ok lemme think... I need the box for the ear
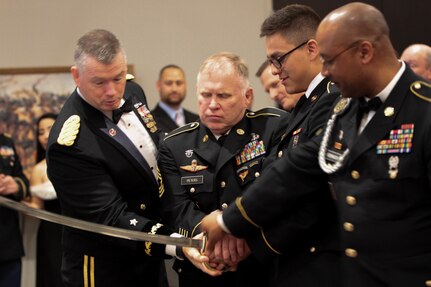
[156,80,162,92]
[358,41,374,64]
[245,87,254,109]
[70,66,80,86]
[306,39,320,60]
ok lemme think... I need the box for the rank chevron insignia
[57,115,80,146]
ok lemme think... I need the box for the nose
[209,97,220,109]
[269,89,277,101]
[104,82,116,95]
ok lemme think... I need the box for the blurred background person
[256,60,304,111]
[0,132,29,287]
[151,65,198,134]
[400,43,431,82]
[23,113,63,287]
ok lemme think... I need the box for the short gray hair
[74,29,126,69]
[197,52,250,91]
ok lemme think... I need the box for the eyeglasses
[267,40,309,70]
[320,40,362,67]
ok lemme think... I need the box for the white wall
[0,0,275,112]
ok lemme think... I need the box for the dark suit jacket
[158,107,287,287]
[47,82,171,287]
[0,134,29,262]
[151,103,199,134]
[224,67,431,287]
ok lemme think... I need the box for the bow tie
[112,98,133,124]
[358,97,382,113]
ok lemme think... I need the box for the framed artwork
[0,65,134,178]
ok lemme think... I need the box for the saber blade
[0,196,203,249]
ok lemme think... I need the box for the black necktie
[112,98,133,124]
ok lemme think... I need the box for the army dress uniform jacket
[0,134,29,262]
[46,82,171,287]
[223,67,431,287]
[321,66,431,286]
[151,103,199,134]
[158,107,287,287]
[241,77,340,286]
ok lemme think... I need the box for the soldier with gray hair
[46,29,210,287]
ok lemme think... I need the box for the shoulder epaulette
[246,107,286,118]
[411,81,431,103]
[164,122,200,141]
[126,73,135,81]
[57,115,80,146]
[326,81,338,94]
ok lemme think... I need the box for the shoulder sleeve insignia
[246,107,286,118]
[57,115,80,146]
[164,122,200,141]
[410,81,431,103]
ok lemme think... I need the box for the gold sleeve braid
[156,166,165,198]
[144,223,163,256]
[235,197,260,228]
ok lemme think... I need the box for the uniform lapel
[348,71,411,165]
[75,94,158,187]
[193,126,221,167]
[215,117,250,172]
[282,78,330,145]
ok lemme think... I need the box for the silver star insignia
[129,219,138,226]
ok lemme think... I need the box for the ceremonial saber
[0,196,204,249]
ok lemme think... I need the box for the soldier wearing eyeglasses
[202,2,431,287]
[214,4,340,286]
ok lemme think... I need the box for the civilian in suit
[400,43,431,82]
[46,29,211,287]
[255,60,304,112]
[0,134,29,287]
[152,65,198,134]
[202,2,431,287]
[158,52,287,287]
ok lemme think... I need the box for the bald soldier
[202,2,431,287]
[401,43,431,82]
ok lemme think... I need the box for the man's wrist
[217,213,231,234]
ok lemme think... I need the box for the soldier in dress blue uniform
[202,2,431,287]
[0,133,29,287]
[158,52,287,287]
[210,5,341,287]
[46,29,209,287]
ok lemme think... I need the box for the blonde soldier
[158,52,287,287]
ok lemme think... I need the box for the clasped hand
[183,210,251,276]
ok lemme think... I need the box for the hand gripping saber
[0,195,204,249]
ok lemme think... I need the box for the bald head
[318,2,389,49]
[401,44,431,82]
[316,2,400,98]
